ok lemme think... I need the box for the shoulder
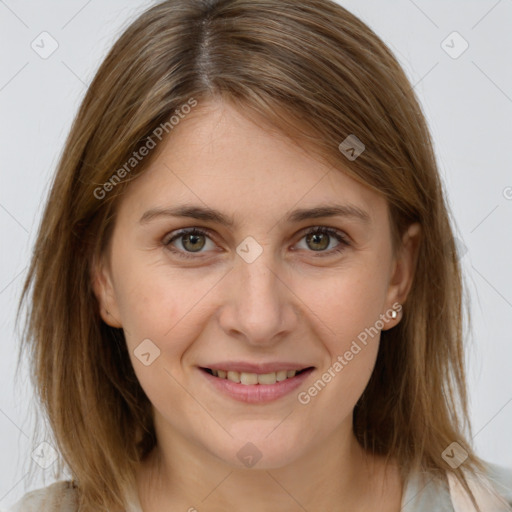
[4,481,78,512]
[478,462,512,506]
[445,462,512,511]
[402,462,512,511]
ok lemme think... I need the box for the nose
[216,245,298,347]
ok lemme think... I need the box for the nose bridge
[219,239,294,344]
[240,248,279,302]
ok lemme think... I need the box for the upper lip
[200,362,314,374]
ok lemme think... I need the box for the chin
[204,425,307,470]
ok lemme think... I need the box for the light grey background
[1,0,511,507]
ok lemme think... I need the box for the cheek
[112,260,211,411]
[299,256,391,355]
[291,264,389,425]
[111,248,222,359]
[291,255,391,416]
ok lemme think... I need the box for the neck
[136,416,401,511]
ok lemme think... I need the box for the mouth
[200,367,313,385]
[199,365,315,403]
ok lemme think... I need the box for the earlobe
[382,301,403,331]
[90,253,123,328]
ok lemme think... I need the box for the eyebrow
[139,203,371,226]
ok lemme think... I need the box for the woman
[11,0,512,510]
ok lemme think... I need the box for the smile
[199,366,315,403]
[202,367,310,385]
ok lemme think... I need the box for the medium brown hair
[17,0,484,510]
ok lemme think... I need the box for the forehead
[118,101,387,227]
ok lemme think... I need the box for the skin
[93,100,421,511]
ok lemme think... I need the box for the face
[93,100,420,470]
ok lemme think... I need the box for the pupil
[308,233,328,251]
[184,234,204,252]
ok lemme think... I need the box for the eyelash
[163,226,350,260]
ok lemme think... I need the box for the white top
[4,462,512,511]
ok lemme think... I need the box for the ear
[90,251,123,328]
[382,222,421,330]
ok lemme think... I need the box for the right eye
[163,227,217,259]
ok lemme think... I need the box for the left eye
[295,227,349,255]
[163,226,350,259]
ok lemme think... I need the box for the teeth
[240,372,259,385]
[210,368,305,385]
[257,372,277,385]
[276,370,288,381]
[227,371,240,383]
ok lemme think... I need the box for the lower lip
[199,367,315,404]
